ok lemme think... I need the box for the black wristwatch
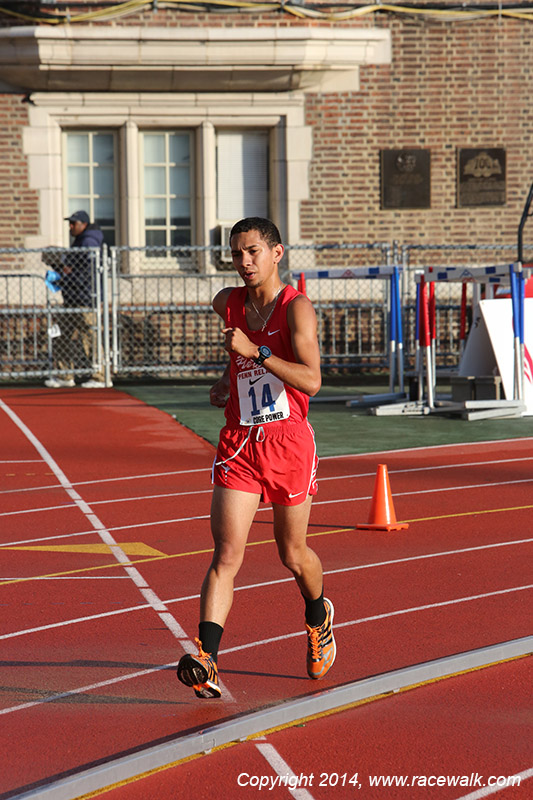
[254,345,272,366]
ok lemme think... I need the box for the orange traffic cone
[356,464,409,531]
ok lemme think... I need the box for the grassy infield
[122,377,533,458]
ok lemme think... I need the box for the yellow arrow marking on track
[2,543,165,557]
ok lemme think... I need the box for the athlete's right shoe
[177,638,221,699]
[306,598,336,680]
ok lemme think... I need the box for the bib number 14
[248,382,274,416]
[237,369,290,425]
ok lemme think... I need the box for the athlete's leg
[177,485,259,698]
[201,485,261,627]
[272,496,323,600]
[273,497,336,680]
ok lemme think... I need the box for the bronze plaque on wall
[457,148,506,207]
[380,149,431,209]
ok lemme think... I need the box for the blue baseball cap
[65,210,90,224]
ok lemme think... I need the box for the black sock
[303,591,326,627]
[198,621,224,662]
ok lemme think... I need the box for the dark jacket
[60,224,104,306]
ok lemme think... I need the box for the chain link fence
[0,246,105,384]
[0,241,527,383]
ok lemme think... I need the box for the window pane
[68,198,87,218]
[144,134,166,163]
[169,133,190,165]
[94,197,115,227]
[170,197,190,226]
[145,166,166,195]
[142,131,193,247]
[67,133,89,163]
[146,229,166,247]
[65,131,118,244]
[68,165,90,195]
[94,166,114,196]
[171,228,191,246]
[170,166,190,196]
[145,197,166,226]
[93,134,114,164]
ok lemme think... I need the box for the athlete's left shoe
[306,598,336,680]
[177,638,221,699]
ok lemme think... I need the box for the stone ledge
[0,25,391,92]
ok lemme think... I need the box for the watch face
[259,346,271,358]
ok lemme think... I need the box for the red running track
[0,388,531,799]
[99,656,533,800]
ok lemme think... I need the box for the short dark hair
[230,217,282,249]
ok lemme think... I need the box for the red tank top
[223,284,310,427]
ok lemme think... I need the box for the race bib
[237,367,290,426]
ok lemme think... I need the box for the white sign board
[459,298,533,415]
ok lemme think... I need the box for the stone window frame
[22,91,313,264]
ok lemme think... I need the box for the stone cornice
[0,25,391,92]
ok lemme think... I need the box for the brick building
[0,1,532,258]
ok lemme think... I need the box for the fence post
[100,245,112,387]
[110,246,119,374]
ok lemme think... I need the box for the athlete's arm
[210,364,230,407]
[209,288,233,407]
[212,287,232,319]
[223,294,321,397]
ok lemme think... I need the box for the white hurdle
[374,262,528,419]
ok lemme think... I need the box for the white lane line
[0,582,530,717]
[4,475,533,519]
[0,513,212,544]
[0,600,157,640]
[454,767,533,799]
[89,488,210,505]
[2,453,532,499]
[0,467,210,495]
[0,503,78,517]
[221,583,533,656]
[319,455,533,482]
[0,660,180,717]
[0,576,130,580]
[255,742,316,800]
[319,436,533,460]
[0,487,210,513]
[0,502,210,518]
[2,434,531,490]
[0,530,114,547]
[0,397,234,702]
[323,537,533,577]
[2,537,533,641]
[3,488,533,552]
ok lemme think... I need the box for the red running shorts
[212,419,318,506]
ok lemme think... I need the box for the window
[28,91,311,258]
[64,131,117,245]
[141,131,193,247]
[216,130,269,222]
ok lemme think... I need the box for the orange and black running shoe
[177,638,221,699]
[306,598,336,680]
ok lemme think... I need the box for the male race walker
[177,217,336,698]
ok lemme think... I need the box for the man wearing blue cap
[43,210,107,388]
